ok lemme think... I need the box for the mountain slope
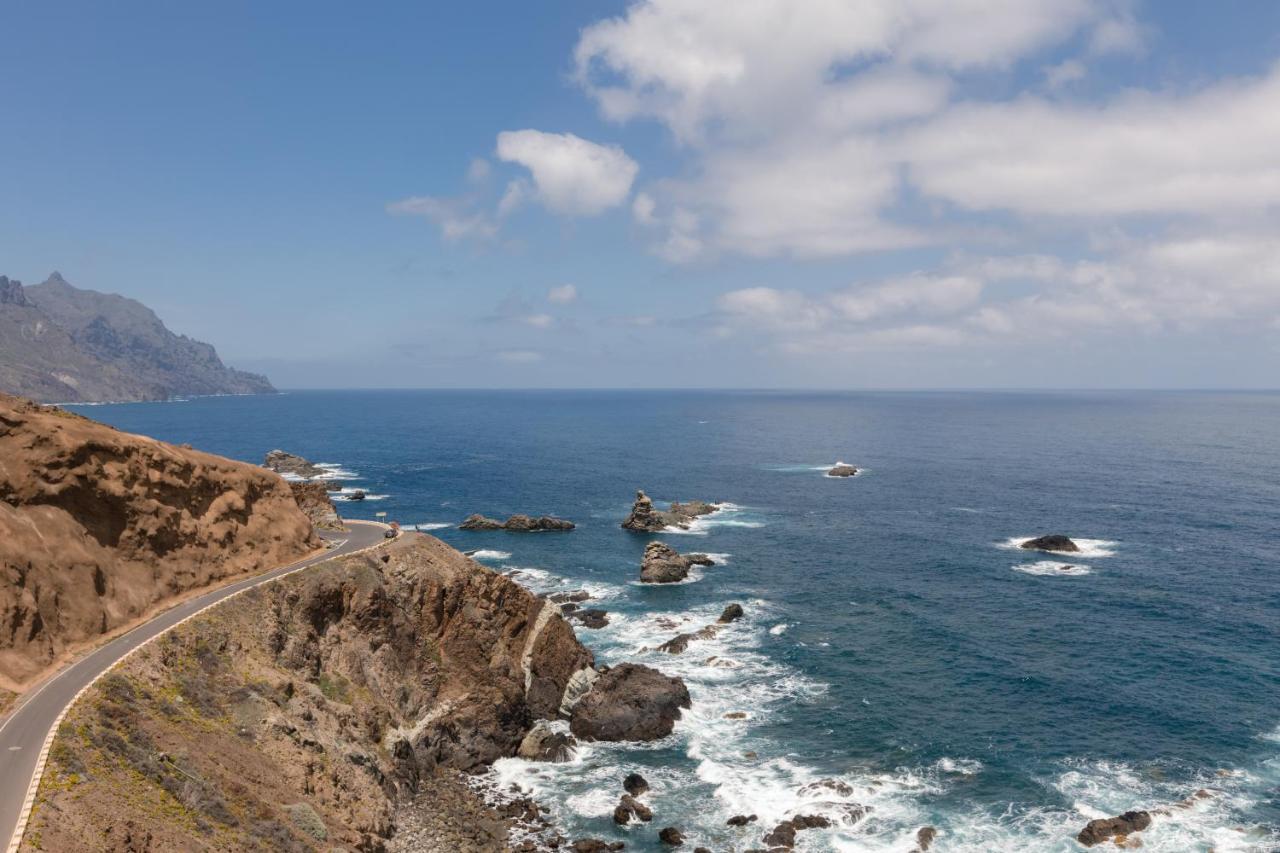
[0,272,273,403]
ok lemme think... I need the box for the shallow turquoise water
[74,390,1280,851]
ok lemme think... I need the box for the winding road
[0,519,388,853]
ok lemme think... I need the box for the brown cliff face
[288,481,344,531]
[22,533,595,852]
[0,394,318,688]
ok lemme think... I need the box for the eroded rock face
[569,663,691,742]
[289,481,344,531]
[459,513,575,531]
[263,449,327,479]
[1020,534,1080,553]
[622,490,719,532]
[641,541,713,583]
[1077,811,1152,847]
[0,395,318,687]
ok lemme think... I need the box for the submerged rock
[622,490,719,532]
[1076,811,1152,847]
[570,663,691,741]
[1019,534,1080,553]
[459,513,575,531]
[827,462,859,477]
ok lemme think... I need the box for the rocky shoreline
[621,490,720,532]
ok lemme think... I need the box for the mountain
[0,272,274,402]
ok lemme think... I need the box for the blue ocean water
[71,390,1280,851]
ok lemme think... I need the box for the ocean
[70,390,1280,851]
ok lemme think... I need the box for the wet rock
[1019,534,1080,553]
[549,590,592,604]
[915,825,938,851]
[612,794,653,825]
[798,779,853,798]
[827,462,859,477]
[1076,811,1152,847]
[568,609,610,629]
[657,633,695,654]
[726,814,757,826]
[658,826,685,846]
[623,773,650,797]
[762,815,832,848]
[724,711,747,720]
[570,663,691,741]
[517,721,577,762]
[459,513,575,531]
[570,840,625,852]
[718,603,744,623]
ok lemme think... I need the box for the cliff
[21,533,596,852]
[0,394,318,688]
[0,272,274,403]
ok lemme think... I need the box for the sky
[2,1,1279,389]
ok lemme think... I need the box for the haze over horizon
[4,1,1280,390]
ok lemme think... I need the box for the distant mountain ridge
[0,272,273,402]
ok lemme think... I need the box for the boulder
[658,827,685,846]
[568,609,610,629]
[517,721,577,762]
[1019,534,1080,553]
[641,542,711,583]
[726,814,757,826]
[624,773,650,797]
[612,795,653,825]
[827,462,859,477]
[915,825,938,851]
[718,603,744,624]
[1077,811,1151,847]
[460,513,575,531]
[570,663,691,741]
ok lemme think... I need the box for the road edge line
[4,521,392,853]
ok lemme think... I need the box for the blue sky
[3,1,1279,388]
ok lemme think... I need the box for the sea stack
[622,490,719,532]
[641,541,714,583]
[1019,534,1080,553]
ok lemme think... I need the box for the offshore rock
[264,448,328,479]
[459,513,575,531]
[1020,534,1080,553]
[622,490,719,532]
[641,541,713,583]
[570,663,691,742]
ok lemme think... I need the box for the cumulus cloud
[495,130,638,216]
[548,284,578,304]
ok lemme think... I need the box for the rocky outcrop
[622,490,719,532]
[657,603,744,654]
[612,794,653,825]
[0,272,274,403]
[459,513,575,531]
[289,481,344,531]
[658,826,685,845]
[641,541,714,583]
[1076,810,1152,847]
[567,608,610,629]
[915,825,938,851]
[1020,534,1080,553]
[762,814,832,848]
[264,448,328,479]
[569,663,691,741]
[518,721,577,762]
[21,532,596,851]
[827,462,859,477]
[0,395,318,688]
[624,772,650,797]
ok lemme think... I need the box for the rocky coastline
[621,490,719,532]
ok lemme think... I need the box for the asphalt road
[0,520,387,852]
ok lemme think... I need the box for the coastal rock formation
[622,490,719,532]
[568,608,610,629]
[0,395,317,688]
[1076,810,1152,847]
[657,604,744,654]
[21,532,596,851]
[0,272,273,403]
[264,448,328,479]
[827,462,859,477]
[569,663,691,741]
[719,603,745,623]
[915,825,938,851]
[641,541,714,583]
[612,794,653,825]
[762,814,833,848]
[624,772,650,796]
[1020,534,1080,553]
[459,513,575,531]
[658,826,685,845]
[289,481,344,531]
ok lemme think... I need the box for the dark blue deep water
[71,390,1280,851]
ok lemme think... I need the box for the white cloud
[495,130,638,216]
[522,313,555,329]
[386,195,496,242]
[632,192,657,225]
[1043,59,1086,89]
[548,284,578,304]
[905,63,1280,217]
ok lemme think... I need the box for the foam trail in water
[1013,561,1092,576]
[470,549,512,561]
